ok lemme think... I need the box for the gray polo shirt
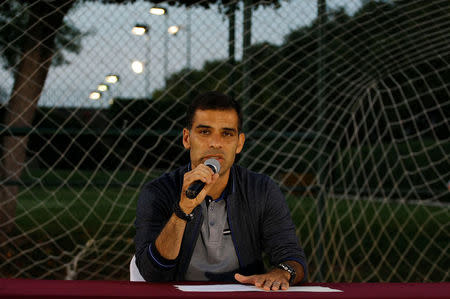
[185,194,239,281]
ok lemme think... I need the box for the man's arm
[234,176,307,290]
[154,214,189,260]
[135,164,219,281]
[154,164,218,259]
[134,181,180,282]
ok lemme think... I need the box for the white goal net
[0,0,448,282]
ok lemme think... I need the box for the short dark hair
[186,91,243,132]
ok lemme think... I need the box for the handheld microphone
[186,158,221,199]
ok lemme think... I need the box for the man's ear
[236,133,245,154]
[182,128,191,149]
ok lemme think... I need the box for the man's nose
[209,134,223,148]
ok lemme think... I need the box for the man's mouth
[203,155,224,162]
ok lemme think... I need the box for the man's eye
[199,130,210,135]
[223,131,234,137]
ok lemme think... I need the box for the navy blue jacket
[134,164,307,282]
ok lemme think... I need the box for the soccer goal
[0,0,448,282]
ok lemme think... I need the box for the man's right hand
[179,164,219,214]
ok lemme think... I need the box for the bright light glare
[150,7,166,15]
[97,84,108,92]
[132,26,147,36]
[168,25,180,35]
[89,91,101,100]
[131,60,144,74]
[105,75,119,84]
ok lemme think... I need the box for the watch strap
[173,201,194,222]
[277,263,296,285]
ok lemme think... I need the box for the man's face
[183,109,245,176]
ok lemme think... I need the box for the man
[135,91,307,290]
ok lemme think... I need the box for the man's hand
[179,164,219,214]
[234,268,291,291]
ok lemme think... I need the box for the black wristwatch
[173,201,194,222]
[277,263,296,285]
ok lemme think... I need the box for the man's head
[186,91,243,133]
[183,91,245,176]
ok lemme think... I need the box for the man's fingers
[263,280,273,291]
[234,273,255,284]
[235,273,265,288]
[236,274,279,291]
[236,267,294,291]
[203,173,219,190]
[234,273,250,283]
[254,277,265,288]
[182,164,218,193]
[183,168,213,187]
[181,165,219,205]
[271,281,281,291]
[236,273,290,292]
[194,173,219,200]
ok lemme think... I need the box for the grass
[2,165,448,281]
[19,167,163,187]
[288,196,448,282]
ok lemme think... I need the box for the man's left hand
[234,268,291,291]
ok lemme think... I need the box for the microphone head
[204,158,221,174]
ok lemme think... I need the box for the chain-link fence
[0,0,449,281]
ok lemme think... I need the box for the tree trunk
[0,1,74,237]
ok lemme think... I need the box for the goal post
[0,0,448,282]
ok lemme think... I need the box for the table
[1,279,449,298]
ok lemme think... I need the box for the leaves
[0,0,86,70]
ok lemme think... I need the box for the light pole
[150,6,168,80]
[131,24,150,98]
[167,21,192,70]
[186,7,191,70]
